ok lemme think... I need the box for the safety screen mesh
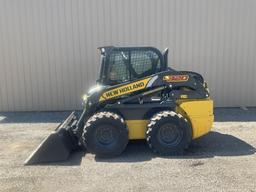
[108,51,130,83]
[107,49,161,84]
[130,50,160,75]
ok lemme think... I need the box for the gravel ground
[0,108,256,192]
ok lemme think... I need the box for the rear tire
[146,111,192,155]
[81,111,128,157]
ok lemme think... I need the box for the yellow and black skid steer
[25,46,214,165]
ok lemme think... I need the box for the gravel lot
[0,108,256,192]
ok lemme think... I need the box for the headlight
[203,81,210,95]
[82,94,88,106]
[82,94,88,101]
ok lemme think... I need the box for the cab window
[105,49,161,85]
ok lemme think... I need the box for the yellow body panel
[176,99,214,139]
[125,99,214,140]
[126,120,149,139]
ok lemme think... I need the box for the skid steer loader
[25,46,214,165]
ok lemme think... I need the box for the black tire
[146,111,192,155]
[81,111,128,157]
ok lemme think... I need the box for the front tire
[81,111,128,157]
[146,111,192,155]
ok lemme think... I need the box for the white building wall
[0,0,255,111]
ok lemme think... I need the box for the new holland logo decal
[99,77,151,101]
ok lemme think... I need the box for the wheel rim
[96,125,118,145]
[157,123,183,146]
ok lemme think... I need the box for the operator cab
[98,46,168,86]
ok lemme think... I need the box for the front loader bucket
[25,112,78,165]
